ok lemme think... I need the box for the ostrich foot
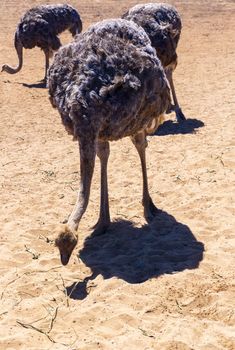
[175,107,186,122]
[92,219,110,236]
[38,77,47,86]
[55,224,78,265]
[144,198,159,223]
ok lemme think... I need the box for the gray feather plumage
[16,4,82,51]
[122,3,182,67]
[48,19,171,141]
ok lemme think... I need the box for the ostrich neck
[3,64,22,74]
[3,32,23,74]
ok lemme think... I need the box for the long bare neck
[2,64,21,74]
[2,31,23,74]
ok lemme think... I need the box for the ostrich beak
[60,253,71,266]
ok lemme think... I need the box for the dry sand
[0,1,234,349]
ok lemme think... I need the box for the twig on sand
[38,234,54,245]
[60,275,70,308]
[17,306,63,345]
[16,320,56,344]
[25,245,40,259]
[0,311,8,318]
[17,306,76,347]
[2,160,16,167]
[175,299,183,310]
[59,275,84,306]
[139,327,155,338]
[67,281,80,300]
[1,266,62,300]
[47,306,59,334]
[1,273,29,300]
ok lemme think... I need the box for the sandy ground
[0,0,235,349]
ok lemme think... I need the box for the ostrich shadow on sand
[66,209,204,300]
[2,80,47,89]
[22,81,47,89]
[154,118,204,136]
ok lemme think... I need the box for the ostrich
[1,4,82,82]
[48,19,171,265]
[122,3,185,122]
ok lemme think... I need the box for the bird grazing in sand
[1,4,82,82]
[122,3,186,122]
[48,19,171,265]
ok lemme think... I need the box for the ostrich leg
[93,140,111,235]
[165,68,186,122]
[42,49,51,83]
[55,137,96,265]
[131,131,159,222]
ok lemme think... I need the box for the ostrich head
[55,225,78,265]
[1,63,21,74]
